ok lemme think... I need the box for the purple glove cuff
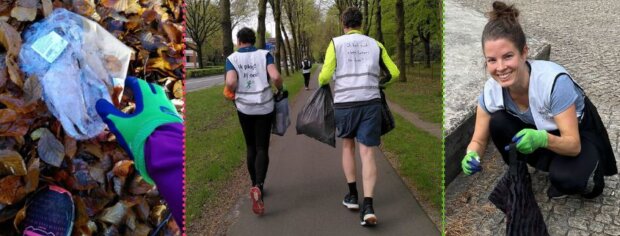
[144,123,184,231]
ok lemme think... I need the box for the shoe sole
[549,195,568,200]
[361,214,377,226]
[342,201,359,210]
[250,187,264,215]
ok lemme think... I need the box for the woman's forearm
[546,133,581,156]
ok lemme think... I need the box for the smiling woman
[450,0,618,234]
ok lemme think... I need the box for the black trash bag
[272,97,290,136]
[296,85,335,147]
[489,143,549,236]
[380,89,395,135]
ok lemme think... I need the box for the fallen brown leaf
[0,175,24,205]
[0,150,26,176]
[0,22,23,88]
[37,128,64,167]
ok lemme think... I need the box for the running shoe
[360,203,377,226]
[342,193,359,210]
[250,186,264,215]
[22,185,75,236]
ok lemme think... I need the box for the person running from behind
[318,7,399,226]
[301,56,312,90]
[224,27,286,215]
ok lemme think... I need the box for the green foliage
[385,63,442,123]
[185,84,246,223]
[382,113,442,209]
[187,67,225,78]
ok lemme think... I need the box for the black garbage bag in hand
[380,89,395,135]
[296,85,335,147]
[489,143,549,236]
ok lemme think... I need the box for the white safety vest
[482,60,583,130]
[302,60,311,74]
[332,34,381,103]
[227,50,274,115]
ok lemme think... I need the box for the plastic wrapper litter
[19,8,133,140]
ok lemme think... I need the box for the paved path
[226,66,440,235]
[185,74,224,92]
[386,100,441,140]
[446,1,620,235]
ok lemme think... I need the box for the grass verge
[185,67,311,224]
[382,112,443,209]
[385,62,442,124]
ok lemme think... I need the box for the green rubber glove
[461,151,481,175]
[96,77,183,184]
[508,128,548,154]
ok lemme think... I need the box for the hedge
[187,67,224,78]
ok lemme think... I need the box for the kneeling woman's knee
[549,170,587,194]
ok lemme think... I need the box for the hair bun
[487,1,519,23]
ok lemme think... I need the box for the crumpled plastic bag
[19,8,133,140]
[296,85,335,147]
[271,97,290,136]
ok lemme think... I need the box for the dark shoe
[360,204,377,226]
[250,187,264,215]
[547,185,568,199]
[22,185,75,236]
[342,193,359,210]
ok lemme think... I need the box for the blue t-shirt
[225,46,274,72]
[479,74,585,124]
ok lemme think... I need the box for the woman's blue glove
[461,151,482,175]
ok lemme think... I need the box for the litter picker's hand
[275,85,288,102]
[461,151,482,175]
[223,86,235,101]
[504,128,548,154]
[96,77,183,184]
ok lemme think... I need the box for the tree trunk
[365,0,375,35]
[409,35,416,66]
[271,0,282,72]
[374,0,383,43]
[196,44,204,69]
[279,21,290,76]
[220,0,234,57]
[362,0,369,33]
[395,0,406,82]
[285,1,300,70]
[418,25,431,68]
[257,0,267,49]
[281,22,295,73]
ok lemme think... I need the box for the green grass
[385,62,442,124]
[382,113,443,209]
[185,67,312,224]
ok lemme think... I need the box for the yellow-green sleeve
[377,42,400,85]
[318,41,336,86]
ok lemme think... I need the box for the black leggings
[303,73,310,87]
[489,111,601,195]
[238,111,274,186]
